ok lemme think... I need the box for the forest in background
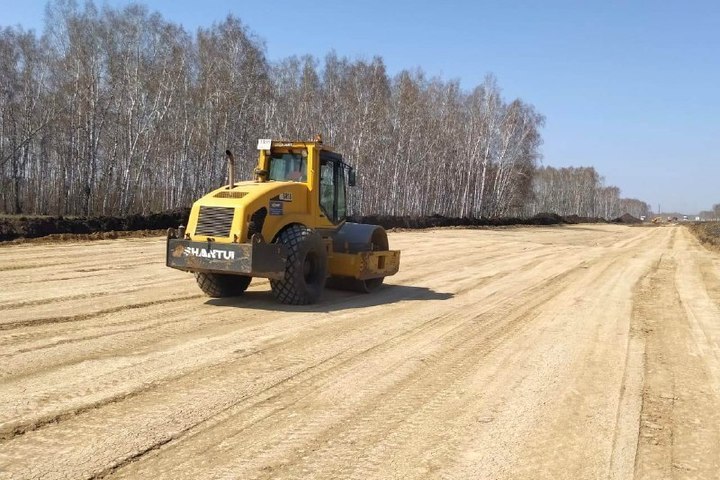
[1,1,650,219]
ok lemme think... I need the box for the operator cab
[260,139,356,226]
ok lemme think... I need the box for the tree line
[698,204,720,221]
[527,166,651,219]
[1,1,646,219]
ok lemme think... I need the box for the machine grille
[195,206,234,238]
[214,191,248,199]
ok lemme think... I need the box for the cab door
[319,152,348,225]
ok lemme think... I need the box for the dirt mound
[528,212,564,225]
[348,213,567,230]
[563,215,607,224]
[0,209,189,242]
[612,213,642,224]
[2,229,168,245]
[2,209,615,242]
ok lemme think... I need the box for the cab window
[268,152,307,182]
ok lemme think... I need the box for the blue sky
[3,0,719,213]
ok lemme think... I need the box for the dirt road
[1,224,719,479]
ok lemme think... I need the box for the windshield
[268,152,307,182]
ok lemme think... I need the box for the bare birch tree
[3,0,643,221]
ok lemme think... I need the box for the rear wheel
[271,225,328,305]
[194,272,252,298]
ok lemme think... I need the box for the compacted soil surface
[0,224,718,479]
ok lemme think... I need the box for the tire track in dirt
[109,260,591,479]
[110,232,660,479]
[1,288,158,310]
[631,227,720,478]
[0,294,205,331]
[7,249,556,436]
[288,268,603,480]
[0,238,569,378]
[416,226,667,480]
[2,225,711,480]
[0,232,596,476]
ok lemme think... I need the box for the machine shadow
[205,284,454,313]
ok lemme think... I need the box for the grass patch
[687,222,720,252]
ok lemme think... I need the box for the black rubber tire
[194,272,252,298]
[270,225,328,305]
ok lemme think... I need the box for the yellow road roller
[166,137,400,304]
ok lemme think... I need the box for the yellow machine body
[185,142,334,244]
[166,139,400,299]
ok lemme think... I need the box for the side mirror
[348,168,357,187]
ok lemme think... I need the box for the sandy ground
[0,224,719,479]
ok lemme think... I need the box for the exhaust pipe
[225,150,235,188]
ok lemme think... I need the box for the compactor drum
[166,138,400,304]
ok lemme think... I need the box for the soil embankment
[0,210,605,242]
[0,209,190,242]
